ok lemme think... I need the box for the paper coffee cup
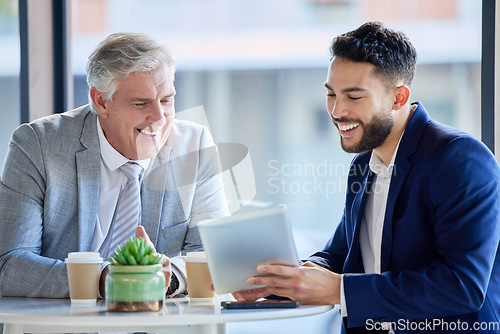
[65,252,103,306]
[185,252,214,302]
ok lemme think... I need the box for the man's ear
[393,85,410,110]
[89,86,109,118]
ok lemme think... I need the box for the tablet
[198,205,300,294]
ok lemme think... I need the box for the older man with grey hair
[0,32,229,299]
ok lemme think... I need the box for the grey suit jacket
[0,105,229,298]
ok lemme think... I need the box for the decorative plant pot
[105,264,165,312]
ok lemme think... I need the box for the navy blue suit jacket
[309,103,500,333]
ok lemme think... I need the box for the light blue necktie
[107,162,142,257]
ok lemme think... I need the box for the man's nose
[329,99,339,119]
[147,102,167,123]
[330,99,347,120]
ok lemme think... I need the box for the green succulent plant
[108,237,162,265]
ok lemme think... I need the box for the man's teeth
[338,123,360,131]
[139,129,158,135]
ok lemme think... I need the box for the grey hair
[86,32,176,112]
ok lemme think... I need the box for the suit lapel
[76,111,100,251]
[380,158,411,271]
[141,145,172,245]
[380,103,430,272]
[345,170,374,273]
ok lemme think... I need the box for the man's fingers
[135,226,155,249]
[134,227,171,289]
[232,288,269,302]
[257,264,296,277]
[135,225,147,239]
[159,254,171,267]
[246,262,341,305]
[248,264,309,297]
[162,268,172,290]
[159,256,172,291]
[248,264,301,287]
[247,275,287,288]
[232,292,243,301]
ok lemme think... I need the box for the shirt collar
[368,132,404,178]
[97,118,151,172]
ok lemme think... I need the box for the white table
[0,296,333,334]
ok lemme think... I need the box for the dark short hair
[330,22,417,87]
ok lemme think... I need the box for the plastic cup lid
[184,251,207,262]
[65,252,103,264]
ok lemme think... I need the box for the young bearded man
[235,22,500,334]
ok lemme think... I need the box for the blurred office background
[0,0,487,333]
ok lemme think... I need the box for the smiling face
[91,67,176,160]
[325,57,395,154]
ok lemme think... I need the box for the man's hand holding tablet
[233,261,341,305]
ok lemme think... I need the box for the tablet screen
[198,205,299,294]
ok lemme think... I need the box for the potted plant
[105,237,165,312]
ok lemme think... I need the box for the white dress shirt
[359,148,396,275]
[340,136,403,319]
[92,119,187,297]
[90,118,150,255]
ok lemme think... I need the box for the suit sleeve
[343,137,500,327]
[182,126,230,253]
[0,124,69,298]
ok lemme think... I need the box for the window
[0,0,20,172]
[71,0,482,251]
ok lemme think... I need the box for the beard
[334,109,394,154]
